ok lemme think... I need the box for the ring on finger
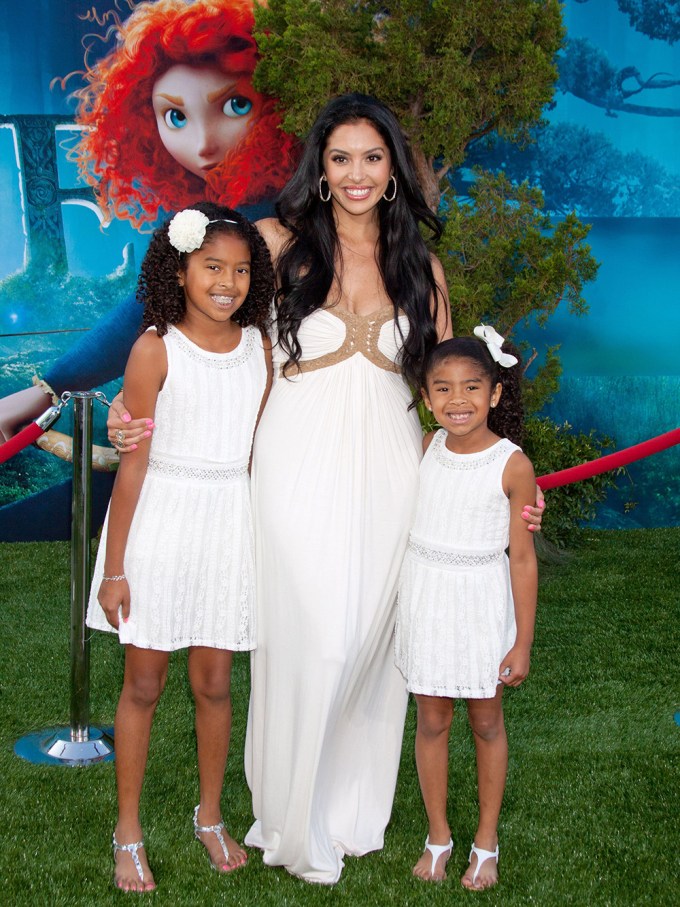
[115,429,125,446]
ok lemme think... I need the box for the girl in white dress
[395,328,538,891]
[87,203,273,892]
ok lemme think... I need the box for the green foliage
[254,0,564,205]
[523,417,620,546]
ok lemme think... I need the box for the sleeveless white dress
[395,430,520,698]
[245,305,421,883]
[87,325,266,651]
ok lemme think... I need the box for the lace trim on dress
[281,305,400,376]
[147,457,248,482]
[432,431,515,470]
[407,539,504,568]
[170,325,255,369]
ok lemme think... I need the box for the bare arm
[255,217,291,269]
[430,254,453,341]
[499,451,539,687]
[97,332,166,628]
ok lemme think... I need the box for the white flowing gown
[244,304,422,883]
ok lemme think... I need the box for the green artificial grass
[0,529,678,905]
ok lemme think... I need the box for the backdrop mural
[1,0,678,539]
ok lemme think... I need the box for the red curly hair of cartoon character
[73,0,298,227]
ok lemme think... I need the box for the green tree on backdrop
[253,0,614,543]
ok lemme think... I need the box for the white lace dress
[395,431,520,699]
[87,325,266,651]
[245,304,421,884]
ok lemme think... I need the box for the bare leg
[461,686,506,890]
[412,694,454,881]
[188,646,246,872]
[113,645,169,892]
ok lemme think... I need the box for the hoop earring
[319,175,331,203]
[383,174,397,202]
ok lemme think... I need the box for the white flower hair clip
[168,209,211,253]
[167,209,239,253]
[473,324,519,368]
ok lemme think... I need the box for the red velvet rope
[536,427,680,490]
[0,422,44,464]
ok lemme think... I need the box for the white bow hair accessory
[473,324,519,368]
[168,209,210,253]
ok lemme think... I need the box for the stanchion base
[14,726,115,766]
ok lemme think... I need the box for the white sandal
[466,842,499,888]
[193,804,230,871]
[112,833,146,887]
[422,835,453,879]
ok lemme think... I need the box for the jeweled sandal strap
[112,833,145,882]
[193,805,230,862]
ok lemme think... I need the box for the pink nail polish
[528,524,536,531]
[143,430,151,438]
[145,420,155,427]
[122,413,131,423]
[130,443,138,451]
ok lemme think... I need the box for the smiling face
[423,356,502,451]
[321,119,393,219]
[178,232,251,329]
[152,64,262,179]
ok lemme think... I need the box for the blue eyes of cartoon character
[164,108,187,129]
[163,97,253,130]
[224,96,253,118]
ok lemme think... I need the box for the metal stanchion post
[15,392,115,766]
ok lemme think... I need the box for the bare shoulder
[505,449,536,485]
[126,329,167,376]
[255,217,291,263]
[422,429,437,454]
[429,252,445,283]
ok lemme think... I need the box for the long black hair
[138,201,274,336]
[274,93,445,389]
[423,336,525,445]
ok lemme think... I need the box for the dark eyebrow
[327,146,386,155]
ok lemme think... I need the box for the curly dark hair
[423,336,525,445]
[138,201,274,335]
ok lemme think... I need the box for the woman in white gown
[243,94,451,883]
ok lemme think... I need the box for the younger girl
[395,328,538,891]
[86,202,273,892]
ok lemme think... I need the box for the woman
[107,93,542,884]
[244,94,451,884]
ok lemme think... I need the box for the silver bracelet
[102,573,126,582]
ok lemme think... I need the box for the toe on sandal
[467,842,499,888]
[193,804,230,871]
[112,832,146,886]
[423,835,453,879]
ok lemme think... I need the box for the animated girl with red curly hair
[0,0,297,486]
[74,0,298,227]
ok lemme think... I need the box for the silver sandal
[193,804,230,870]
[112,832,146,886]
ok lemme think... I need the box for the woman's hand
[107,391,154,453]
[521,486,545,531]
[97,577,131,630]
[0,386,52,443]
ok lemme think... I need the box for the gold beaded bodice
[279,304,405,377]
